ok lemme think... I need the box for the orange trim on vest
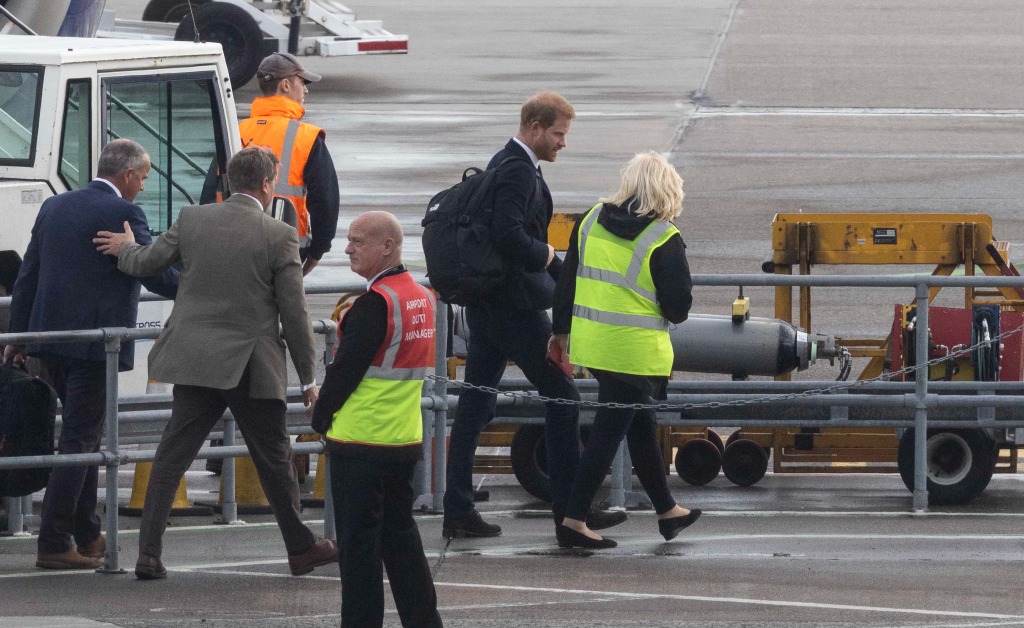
[239,95,325,240]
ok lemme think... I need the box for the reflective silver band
[576,204,602,262]
[377,285,403,369]
[573,304,669,331]
[625,220,672,288]
[364,366,430,381]
[275,183,306,196]
[576,264,657,303]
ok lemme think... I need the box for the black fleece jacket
[552,201,693,335]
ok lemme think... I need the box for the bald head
[345,211,404,279]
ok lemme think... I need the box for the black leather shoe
[658,509,702,541]
[587,508,628,531]
[442,511,502,539]
[556,525,617,549]
[135,554,167,580]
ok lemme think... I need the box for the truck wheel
[897,428,995,505]
[174,2,263,87]
[706,429,725,454]
[674,438,722,486]
[510,424,552,503]
[143,0,207,23]
[721,439,769,487]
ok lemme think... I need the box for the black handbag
[0,361,57,497]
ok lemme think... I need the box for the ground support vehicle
[0,0,407,88]
[0,35,241,394]
[719,213,1024,505]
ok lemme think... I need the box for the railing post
[98,330,125,573]
[218,414,239,524]
[912,283,930,513]
[322,322,337,539]
[432,301,448,513]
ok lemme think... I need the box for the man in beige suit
[95,147,337,580]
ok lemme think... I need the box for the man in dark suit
[4,138,178,570]
[94,146,337,581]
[442,92,628,538]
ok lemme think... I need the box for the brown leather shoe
[135,554,167,580]
[288,538,338,576]
[36,549,101,570]
[78,533,106,560]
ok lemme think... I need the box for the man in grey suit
[94,147,337,580]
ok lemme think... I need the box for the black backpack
[0,362,56,497]
[421,157,532,305]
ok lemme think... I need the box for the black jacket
[552,200,692,335]
[486,139,561,310]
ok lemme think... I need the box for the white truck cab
[0,36,242,393]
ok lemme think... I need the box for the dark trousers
[444,304,580,517]
[36,355,106,554]
[331,454,443,628]
[138,367,315,558]
[565,369,676,520]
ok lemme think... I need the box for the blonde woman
[549,152,701,549]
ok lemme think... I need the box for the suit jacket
[487,139,561,310]
[116,194,316,400]
[8,180,178,371]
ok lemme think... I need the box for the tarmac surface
[4,0,1024,626]
[4,469,1024,627]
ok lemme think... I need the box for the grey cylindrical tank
[672,314,816,378]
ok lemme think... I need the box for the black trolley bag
[0,361,57,497]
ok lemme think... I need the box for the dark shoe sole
[442,527,502,540]
[135,567,167,580]
[555,525,617,549]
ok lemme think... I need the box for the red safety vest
[326,272,436,446]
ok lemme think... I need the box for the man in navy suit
[3,138,178,569]
[442,92,629,538]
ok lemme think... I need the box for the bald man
[312,211,443,627]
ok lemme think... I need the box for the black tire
[674,438,722,486]
[174,2,263,87]
[510,424,552,502]
[897,428,996,505]
[706,429,725,455]
[721,439,769,487]
[142,0,207,23]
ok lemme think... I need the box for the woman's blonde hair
[600,151,684,222]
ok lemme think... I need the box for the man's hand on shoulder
[94,221,136,256]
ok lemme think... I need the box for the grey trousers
[137,367,316,558]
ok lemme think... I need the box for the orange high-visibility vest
[239,95,324,247]
[326,272,437,447]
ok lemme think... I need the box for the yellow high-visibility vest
[570,204,678,376]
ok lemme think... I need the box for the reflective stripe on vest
[570,205,678,376]
[326,273,436,447]
[239,96,323,248]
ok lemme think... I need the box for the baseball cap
[257,52,322,84]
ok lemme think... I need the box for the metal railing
[4,272,1024,570]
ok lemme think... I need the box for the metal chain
[428,318,1024,412]
[432,536,453,578]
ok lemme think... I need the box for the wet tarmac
[4,469,1024,627]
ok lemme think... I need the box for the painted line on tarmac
[682,151,1024,160]
[692,106,1024,118]
[428,581,1024,621]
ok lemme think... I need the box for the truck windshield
[0,66,43,166]
[103,72,228,233]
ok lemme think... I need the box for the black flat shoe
[658,509,702,541]
[556,525,617,549]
